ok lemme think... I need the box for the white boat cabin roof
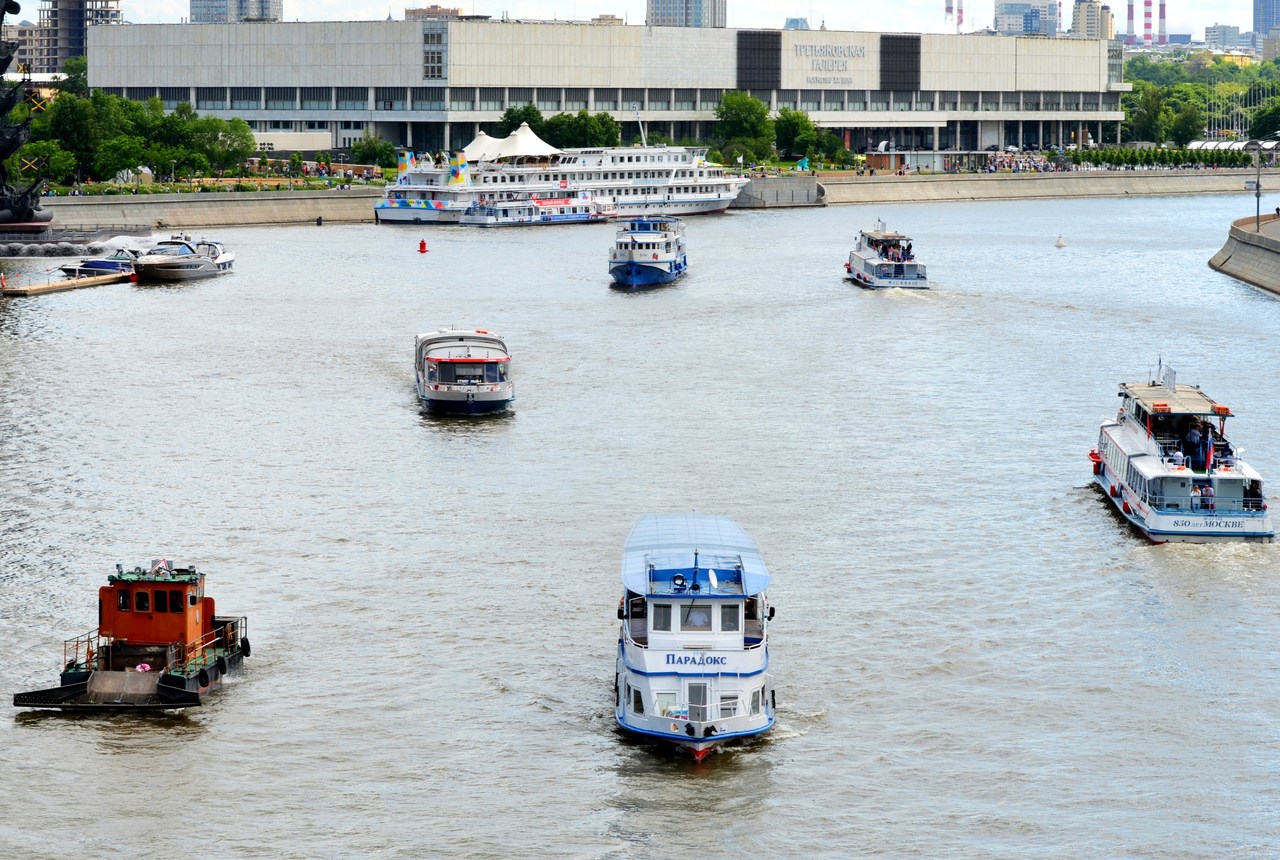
[415,329,510,360]
[1120,381,1231,417]
[621,514,770,598]
[861,230,910,242]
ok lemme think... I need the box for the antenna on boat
[634,103,648,149]
[691,549,699,592]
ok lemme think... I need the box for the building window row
[94,85,1122,115]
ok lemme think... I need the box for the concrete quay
[1208,213,1280,295]
[43,187,383,230]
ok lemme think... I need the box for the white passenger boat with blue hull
[844,221,928,289]
[1090,365,1273,543]
[615,514,776,760]
[414,328,514,415]
[609,216,687,288]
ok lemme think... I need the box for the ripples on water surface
[2,195,1280,857]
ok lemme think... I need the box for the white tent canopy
[462,130,499,162]
[471,122,562,161]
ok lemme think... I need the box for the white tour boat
[844,221,928,289]
[375,123,748,225]
[1091,364,1272,543]
[615,514,776,760]
[414,328,514,415]
[609,216,688,288]
[132,236,235,282]
[457,190,615,227]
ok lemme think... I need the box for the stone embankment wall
[735,169,1261,208]
[43,187,383,229]
[1208,214,1280,295]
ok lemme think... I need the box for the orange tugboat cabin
[100,561,214,647]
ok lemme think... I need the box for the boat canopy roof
[415,328,509,358]
[861,230,909,242]
[621,514,770,597]
[1120,381,1231,417]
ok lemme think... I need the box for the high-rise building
[2,20,39,72]
[1256,1,1278,38]
[1070,0,1115,39]
[646,0,726,28]
[190,0,282,24]
[36,0,121,73]
[1205,23,1241,48]
[993,2,1058,37]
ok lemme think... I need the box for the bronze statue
[0,1,51,225]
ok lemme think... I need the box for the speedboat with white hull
[609,216,687,288]
[844,221,928,289]
[1090,365,1273,543]
[132,236,235,282]
[414,328,514,415]
[615,514,776,760]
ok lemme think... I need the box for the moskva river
[3,193,1280,858]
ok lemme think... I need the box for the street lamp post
[1246,139,1262,232]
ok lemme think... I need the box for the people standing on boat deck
[904,242,913,260]
[1168,448,1185,468]
[1191,485,1201,509]
[1202,483,1216,511]
[1186,423,1203,470]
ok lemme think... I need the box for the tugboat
[1090,362,1273,543]
[609,216,688,288]
[414,328,514,414]
[614,514,777,760]
[13,560,250,711]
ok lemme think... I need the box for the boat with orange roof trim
[13,559,250,711]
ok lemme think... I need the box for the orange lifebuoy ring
[652,253,658,260]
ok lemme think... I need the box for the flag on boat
[1205,438,1214,473]
[736,154,744,164]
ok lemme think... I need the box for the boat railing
[169,616,249,674]
[622,620,766,650]
[1146,495,1267,515]
[63,628,101,671]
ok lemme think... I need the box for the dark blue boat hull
[610,258,687,288]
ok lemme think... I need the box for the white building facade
[87,20,1127,153]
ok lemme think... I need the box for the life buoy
[1092,461,1102,475]
[652,253,658,260]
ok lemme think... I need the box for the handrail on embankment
[1208,212,1280,296]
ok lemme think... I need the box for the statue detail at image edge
[0,0,52,225]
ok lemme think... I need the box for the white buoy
[1055,235,1066,249]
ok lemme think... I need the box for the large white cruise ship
[375,123,749,225]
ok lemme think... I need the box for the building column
[443,122,451,150]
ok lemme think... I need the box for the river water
[2,194,1279,858]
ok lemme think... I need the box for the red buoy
[418,239,428,254]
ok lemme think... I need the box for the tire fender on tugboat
[216,656,228,675]
[198,668,211,687]
[241,637,251,658]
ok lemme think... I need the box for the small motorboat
[414,328,514,414]
[614,514,777,760]
[132,235,235,282]
[1090,361,1273,543]
[13,559,250,711]
[59,248,141,277]
[844,220,928,289]
[609,216,687,288]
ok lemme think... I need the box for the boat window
[170,590,183,613]
[654,692,676,716]
[118,590,131,611]
[426,363,438,382]
[652,603,672,631]
[630,685,644,715]
[189,593,198,607]
[681,605,711,631]
[720,604,740,632]
[751,688,762,715]
[688,683,709,721]
[155,590,168,612]
[720,694,738,717]
[135,591,150,612]
[484,363,500,383]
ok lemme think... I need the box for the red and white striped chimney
[957,0,963,29]
[1127,1,1136,45]
[1158,0,1167,45]
[1143,0,1153,46]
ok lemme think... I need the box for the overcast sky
[107,1,1249,40]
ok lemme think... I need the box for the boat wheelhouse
[609,216,688,288]
[13,560,250,711]
[844,221,928,289]
[375,123,748,225]
[615,514,776,760]
[1091,366,1273,543]
[414,328,514,415]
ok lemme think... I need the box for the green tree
[1249,98,1280,139]
[715,91,772,143]
[1169,102,1206,147]
[1126,82,1166,142]
[351,131,396,167]
[52,56,88,97]
[774,107,815,157]
[289,152,304,174]
[7,139,76,184]
[93,135,147,182]
[590,111,620,146]
[496,104,545,137]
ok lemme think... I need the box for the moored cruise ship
[1090,365,1272,543]
[376,123,748,225]
[615,514,777,760]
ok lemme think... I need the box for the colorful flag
[1205,438,1214,473]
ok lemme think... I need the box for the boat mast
[634,104,648,149]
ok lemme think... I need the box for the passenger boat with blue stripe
[458,191,615,227]
[13,560,250,711]
[615,514,777,760]
[609,216,687,288]
[415,328,514,415]
[1090,364,1273,543]
[844,220,928,289]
